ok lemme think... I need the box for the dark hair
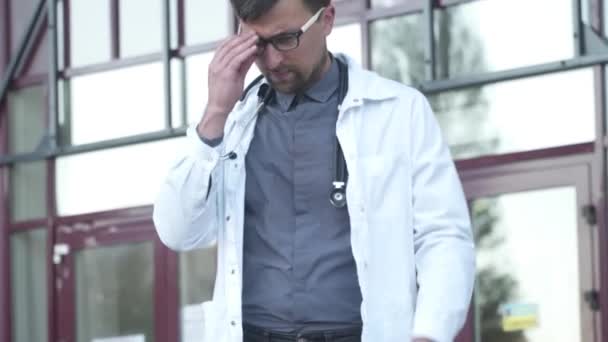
[230,0,330,22]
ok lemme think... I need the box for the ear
[322,5,336,36]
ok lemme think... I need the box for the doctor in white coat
[154,0,475,341]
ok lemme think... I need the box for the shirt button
[226,216,231,221]
[231,269,236,275]
[230,320,236,326]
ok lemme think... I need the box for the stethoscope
[237,57,349,208]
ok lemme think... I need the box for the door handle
[583,289,600,311]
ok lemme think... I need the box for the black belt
[242,323,362,342]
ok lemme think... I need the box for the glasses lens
[272,34,299,51]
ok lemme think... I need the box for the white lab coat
[153,54,475,342]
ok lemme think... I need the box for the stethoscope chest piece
[330,181,347,208]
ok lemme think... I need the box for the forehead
[240,0,313,37]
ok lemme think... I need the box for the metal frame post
[0,0,11,339]
[48,0,59,150]
[162,0,173,130]
[423,0,436,81]
[574,0,586,56]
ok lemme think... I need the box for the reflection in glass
[472,187,581,342]
[10,0,37,53]
[328,23,363,66]
[185,0,232,45]
[370,13,425,87]
[69,63,165,145]
[8,85,45,154]
[179,246,217,342]
[11,229,48,342]
[180,246,217,305]
[76,243,154,342]
[435,0,574,78]
[10,161,47,222]
[70,0,111,66]
[429,68,595,159]
[56,137,186,216]
[9,0,49,75]
[120,0,161,57]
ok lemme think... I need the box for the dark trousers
[242,323,362,342]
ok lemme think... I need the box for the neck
[298,50,331,94]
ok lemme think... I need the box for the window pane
[70,0,111,67]
[11,161,47,222]
[8,85,45,154]
[179,246,217,342]
[56,137,186,216]
[76,242,154,342]
[172,58,186,128]
[120,0,161,57]
[328,23,363,66]
[185,0,232,46]
[11,229,48,342]
[185,53,212,125]
[435,0,574,78]
[69,63,165,145]
[370,13,425,87]
[472,187,581,342]
[429,68,595,159]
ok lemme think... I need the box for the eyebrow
[257,29,300,41]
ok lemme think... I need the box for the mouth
[269,69,292,82]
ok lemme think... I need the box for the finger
[238,52,258,76]
[212,32,257,66]
[223,39,259,73]
[226,44,258,76]
[216,33,258,67]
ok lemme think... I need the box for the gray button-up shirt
[241,59,362,333]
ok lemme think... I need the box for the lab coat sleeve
[409,91,476,342]
[153,124,223,251]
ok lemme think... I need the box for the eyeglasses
[255,6,325,52]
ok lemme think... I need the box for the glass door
[462,164,598,342]
[53,216,158,342]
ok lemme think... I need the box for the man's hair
[230,0,330,22]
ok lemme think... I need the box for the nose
[258,44,284,70]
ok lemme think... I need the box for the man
[153,0,475,341]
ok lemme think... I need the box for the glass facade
[1,0,606,341]
[68,63,165,145]
[75,242,154,342]
[434,0,574,78]
[472,188,582,342]
[69,0,112,67]
[10,229,48,342]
